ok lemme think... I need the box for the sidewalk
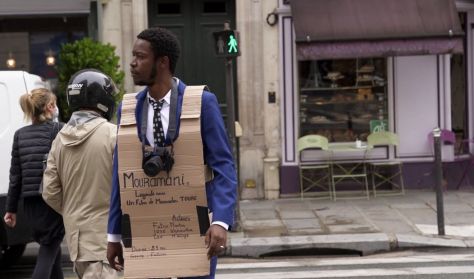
[227,190,474,257]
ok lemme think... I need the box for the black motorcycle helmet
[66,69,117,121]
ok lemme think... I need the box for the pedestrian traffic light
[212,30,241,58]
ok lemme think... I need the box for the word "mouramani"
[123,172,186,188]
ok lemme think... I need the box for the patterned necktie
[149,98,166,147]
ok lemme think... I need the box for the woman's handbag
[38,122,61,194]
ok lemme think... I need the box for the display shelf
[298,58,388,142]
[300,85,384,92]
[300,100,379,106]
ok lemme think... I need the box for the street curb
[227,233,472,257]
[464,239,474,248]
[228,233,390,257]
[395,234,468,249]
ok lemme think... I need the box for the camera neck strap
[140,78,179,152]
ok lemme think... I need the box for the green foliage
[56,38,125,121]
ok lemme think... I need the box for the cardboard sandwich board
[117,87,210,278]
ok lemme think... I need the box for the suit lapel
[169,80,185,144]
[135,89,148,144]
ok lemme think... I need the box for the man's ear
[159,56,170,72]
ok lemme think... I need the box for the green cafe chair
[367,131,405,197]
[297,135,332,199]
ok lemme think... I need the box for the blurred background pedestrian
[3,88,65,279]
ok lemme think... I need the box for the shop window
[298,58,388,142]
[451,12,468,154]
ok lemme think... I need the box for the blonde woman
[3,88,65,279]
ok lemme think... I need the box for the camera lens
[143,155,164,177]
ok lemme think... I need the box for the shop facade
[279,0,474,195]
[0,0,93,83]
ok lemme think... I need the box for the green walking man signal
[213,30,241,58]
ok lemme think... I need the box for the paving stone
[328,224,379,233]
[445,212,474,226]
[287,228,325,235]
[369,220,416,234]
[426,202,474,213]
[316,207,369,226]
[240,199,275,210]
[276,199,311,208]
[278,209,316,219]
[282,218,322,230]
[245,227,287,237]
[353,204,391,212]
[389,202,431,209]
[319,214,361,226]
[243,219,284,229]
[241,209,278,220]
[305,199,346,209]
[276,203,310,211]
[397,208,437,225]
[347,199,389,207]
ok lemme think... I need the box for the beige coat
[42,113,116,262]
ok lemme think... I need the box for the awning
[291,0,464,60]
[0,0,91,16]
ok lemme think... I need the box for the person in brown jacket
[42,69,118,278]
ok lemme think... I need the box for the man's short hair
[137,27,181,74]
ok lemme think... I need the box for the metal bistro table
[328,142,370,200]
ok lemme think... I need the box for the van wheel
[0,244,26,268]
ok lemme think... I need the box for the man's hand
[3,212,16,228]
[107,242,124,271]
[205,224,227,260]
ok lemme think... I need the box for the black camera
[142,147,175,177]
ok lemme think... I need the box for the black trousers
[32,237,63,279]
[23,196,65,279]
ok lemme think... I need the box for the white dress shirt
[146,90,171,146]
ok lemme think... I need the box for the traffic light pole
[213,21,241,232]
[225,55,241,232]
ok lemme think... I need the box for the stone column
[236,0,280,199]
[100,0,148,93]
[262,0,280,200]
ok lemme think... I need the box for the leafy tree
[56,38,125,121]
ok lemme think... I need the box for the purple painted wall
[280,165,300,194]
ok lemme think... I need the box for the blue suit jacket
[107,81,237,235]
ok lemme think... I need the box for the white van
[0,71,46,268]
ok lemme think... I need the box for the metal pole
[433,127,445,235]
[225,58,236,147]
[223,22,241,232]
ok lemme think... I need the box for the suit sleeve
[42,138,63,214]
[201,92,237,228]
[6,131,22,213]
[108,104,123,235]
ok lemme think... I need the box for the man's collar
[145,77,180,105]
[147,89,171,105]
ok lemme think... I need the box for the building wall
[236,0,280,199]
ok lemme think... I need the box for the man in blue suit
[106,27,237,279]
